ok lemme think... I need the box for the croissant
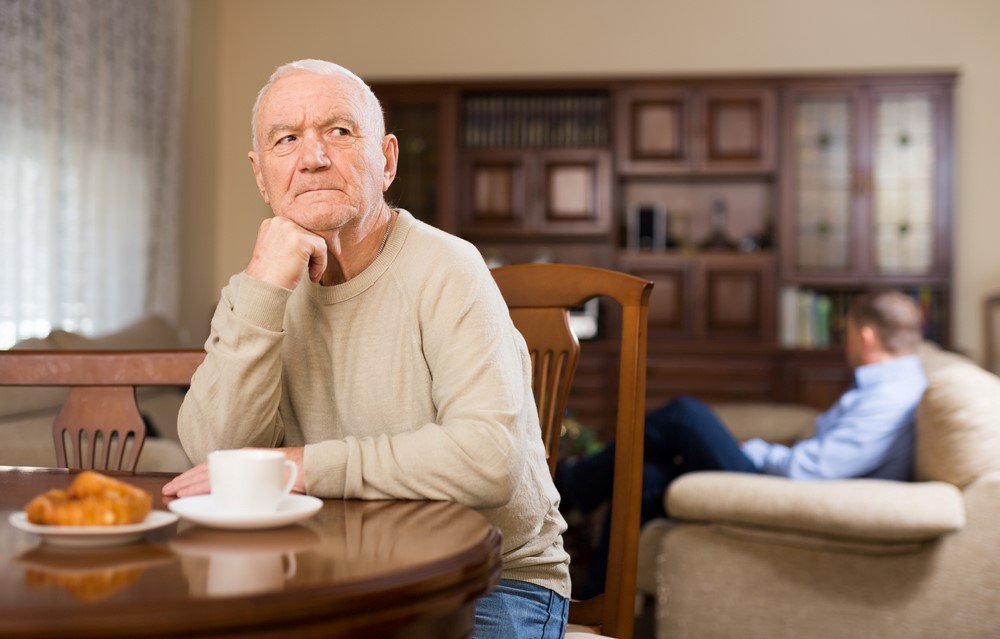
[25,471,153,526]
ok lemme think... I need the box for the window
[0,0,188,348]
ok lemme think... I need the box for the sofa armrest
[667,471,965,542]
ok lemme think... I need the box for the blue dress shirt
[741,354,927,480]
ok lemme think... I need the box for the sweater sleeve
[303,248,534,509]
[177,274,291,464]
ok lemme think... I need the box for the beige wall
[178,0,219,346]
[181,0,1000,360]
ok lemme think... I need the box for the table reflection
[170,525,320,597]
[16,542,177,601]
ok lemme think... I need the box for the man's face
[248,71,394,232]
[844,315,864,370]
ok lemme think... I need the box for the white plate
[168,494,323,530]
[8,510,180,548]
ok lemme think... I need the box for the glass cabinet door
[787,92,857,276]
[385,104,441,226]
[872,92,936,275]
[783,83,950,284]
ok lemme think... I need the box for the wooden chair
[0,350,205,473]
[492,263,652,639]
[985,291,1000,376]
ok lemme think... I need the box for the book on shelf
[780,285,946,349]
[461,92,609,150]
[779,286,833,348]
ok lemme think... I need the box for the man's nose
[300,140,332,171]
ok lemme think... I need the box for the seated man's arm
[742,391,920,480]
[177,273,288,464]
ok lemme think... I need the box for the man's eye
[276,135,297,145]
[330,127,349,137]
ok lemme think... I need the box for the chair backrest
[985,292,1000,376]
[0,350,205,472]
[492,264,652,639]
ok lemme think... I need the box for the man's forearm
[178,277,289,463]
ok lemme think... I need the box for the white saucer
[167,494,323,530]
[8,510,180,548]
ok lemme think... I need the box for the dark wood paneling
[462,152,527,230]
[617,253,692,336]
[372,72,954,415]
[776,348,851,409]
[631,99,688,160]
[702,253,776,342]
[700,87,776,172]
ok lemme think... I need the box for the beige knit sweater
[178,210,571,597]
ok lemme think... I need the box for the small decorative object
[664,211,681,249]
[740,217,775,253]
[698,197,738,251]
[627,203,666,251]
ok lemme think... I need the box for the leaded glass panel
[794,98,851,271]
[874,94,934,274]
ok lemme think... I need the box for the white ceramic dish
[8,510,179,548]
[167,494,323,530]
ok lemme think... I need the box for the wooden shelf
[373,72,954,410]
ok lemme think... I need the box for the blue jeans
[473,579,568,639]
[558,396,760,597]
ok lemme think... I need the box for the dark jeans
[557,396,759,598]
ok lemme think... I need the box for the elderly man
[559,290,929,597]
[163,59,570,638]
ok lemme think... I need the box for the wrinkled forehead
[256,70,378,140]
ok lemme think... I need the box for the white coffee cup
[208,449,297,516]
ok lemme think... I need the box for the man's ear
[381,134,399,192]
[248,152,271,205]
[860,325,881,354]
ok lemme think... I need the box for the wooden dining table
[0,466,503,638]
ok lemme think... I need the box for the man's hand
[276,446,307,493]
[162,461,210,498]
[162,446,306,497]
[245,216,328,289]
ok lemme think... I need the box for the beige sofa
[636,342,1000,638]
[0,316,194,472]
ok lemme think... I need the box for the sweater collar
[308,209,413,305]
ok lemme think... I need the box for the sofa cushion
[0,412,191,472]
[667,472,965,542]
[915,363,1000,487]
[46,315,183,350]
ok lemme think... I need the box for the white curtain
[0,0,188,349]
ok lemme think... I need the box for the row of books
[779,287,842,348]
[780,285,946,348]
[461,92,610,150]
[911,285,947,344]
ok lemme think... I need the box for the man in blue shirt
[558,290,928,597]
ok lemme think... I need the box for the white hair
[250,59,385,151]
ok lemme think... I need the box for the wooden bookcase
[372,72,955,438]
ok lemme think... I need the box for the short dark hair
[849,291,924,355]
